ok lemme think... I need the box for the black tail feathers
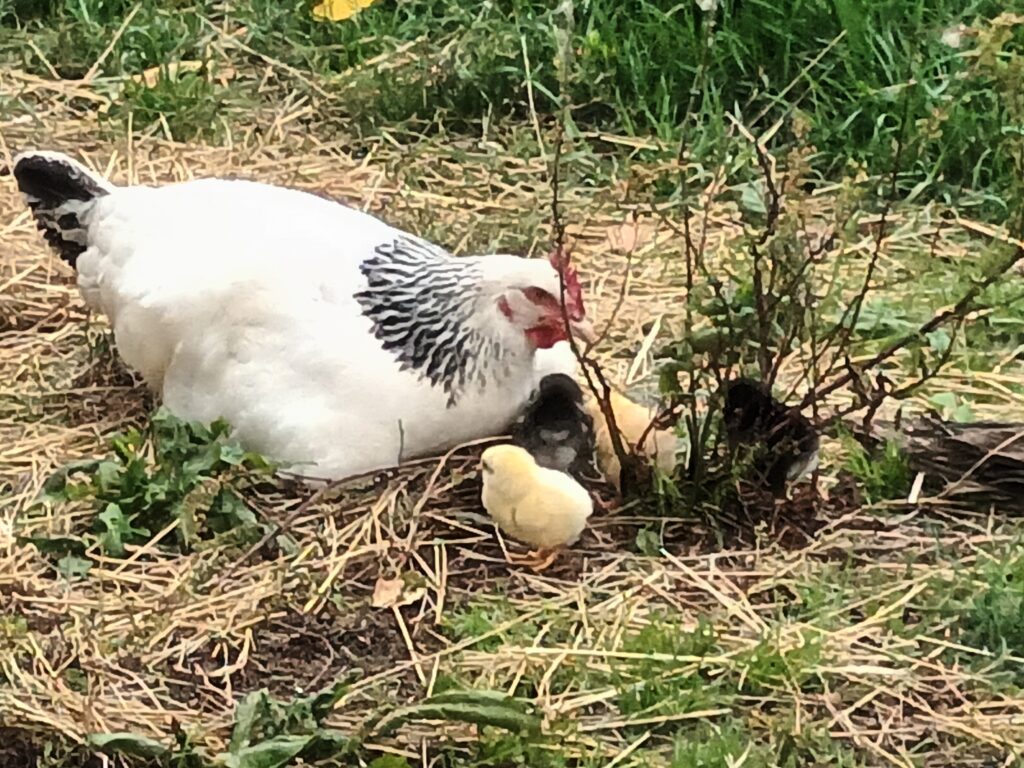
[12,151,112,268]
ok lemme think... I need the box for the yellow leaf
[371,576,425,609]
[371,577,403,608]
[132,61,202,88]
[992,12,1024,27]
[312,0,378,22]
[604,214,656,254]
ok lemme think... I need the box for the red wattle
[525,321,568,349]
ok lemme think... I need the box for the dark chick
[511,373,597,479]
[722,377,820,497]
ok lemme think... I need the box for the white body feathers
[15,151,582,480]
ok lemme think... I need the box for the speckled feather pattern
[511,373,596,478]
[355,236,509,407]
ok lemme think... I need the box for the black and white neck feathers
[355,236,516,406]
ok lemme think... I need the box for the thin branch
[549,123,637,493]
[815,67,913,381]
[588,210,637,351]
[822,316,964,431]
[802,246,1024,410]
[745,137,784,380]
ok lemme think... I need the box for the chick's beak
[570,316,597,345]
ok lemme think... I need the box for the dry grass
[2,82,1024,767]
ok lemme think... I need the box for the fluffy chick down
[585,389,680,491]
[510,373,596,478]
[480,444,593,550]
[722,377,819,497]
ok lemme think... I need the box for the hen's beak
[570,317,597,345]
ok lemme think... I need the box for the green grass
[4,2,1024,767]
[1,0,1022,214]
[839,431,912,503]
[424,544,1024,767]
[928,543,1024,689]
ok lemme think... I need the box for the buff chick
[480,444,594,570]
[585,389,680,495]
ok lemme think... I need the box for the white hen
[13,150,594,480]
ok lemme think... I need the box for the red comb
[547,244,570,272]
[547,245,583,312]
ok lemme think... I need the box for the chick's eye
[482,460,492,472]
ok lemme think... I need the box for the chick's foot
[507,547,563,571]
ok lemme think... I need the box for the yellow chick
[585,388,679,495]
[480,444,594,570]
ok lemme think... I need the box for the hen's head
[490,247,594,349]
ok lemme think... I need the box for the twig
[769,221,837,387]
[824,126,907,366]
[803,246,1024,410]
[549,127,636,490]
[546,3,638,492]
[588,216,636,350]
[823,316,964,430]
[733,124,785,381]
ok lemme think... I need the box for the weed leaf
[57,554,94,580]
[98,503,148,556]
[738,181,767,215]
[33,409,275,559]
[307,680,352,721]
[87,732,169,759]
[369,690,539,737]
[37,459,102,503]
[218,735,310,768]
[298,729,354,762]
[229,690,271,754]
[368,757,412,768]
[635,528,663,556]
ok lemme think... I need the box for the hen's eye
[522,287,555,305]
